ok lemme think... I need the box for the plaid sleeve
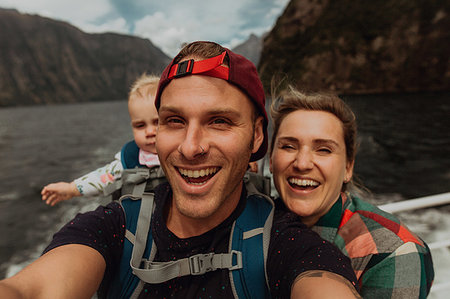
[360,241,434,298]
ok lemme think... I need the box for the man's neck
[166,183,243,239]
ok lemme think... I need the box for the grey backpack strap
[128,184,244,284]
[102,168,151,196]
[102,179,123,196]
[132,250,242,284]
[129,191,155,274]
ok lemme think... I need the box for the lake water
[0,93,449,297]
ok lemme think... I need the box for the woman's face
[270,110,353,227]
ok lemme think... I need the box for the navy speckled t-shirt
[44,183,357,298]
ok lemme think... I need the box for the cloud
[1,0,115,27]
[0,0,290,56]
[131,0,289,56]
[134,12,187,55]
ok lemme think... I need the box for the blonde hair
[129,73,160,102]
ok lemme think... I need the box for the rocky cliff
[0,8,170,106]
[232,33,264,66]
[259,0,450,94]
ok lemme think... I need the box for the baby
[41,74,160,206]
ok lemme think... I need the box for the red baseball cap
[155,45,268,162]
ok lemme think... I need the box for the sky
[0,0,290,56]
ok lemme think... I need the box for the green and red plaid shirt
[311,192,434,298]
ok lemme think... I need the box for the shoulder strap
[229,180,274,298]
[105,165,166,199]
[118,179,274,298]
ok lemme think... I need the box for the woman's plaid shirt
[312,192,434,298]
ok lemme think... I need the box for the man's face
[157,74,264,225]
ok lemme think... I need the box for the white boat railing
[379,192,450,297]
[379,192,450,213]
[379,192,450,251]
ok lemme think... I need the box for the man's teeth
[289,178,319,187]
[179,167,218,178]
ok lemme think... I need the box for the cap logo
[168,51,229,81]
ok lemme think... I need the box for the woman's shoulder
[338,193,426,256]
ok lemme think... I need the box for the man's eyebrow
[158,105,181,114]
[207,108,241,117]
[159,106,241,117]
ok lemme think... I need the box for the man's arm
[291,270,361,298]
[0,244,105,299]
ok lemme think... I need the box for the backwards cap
[155,44,268,162]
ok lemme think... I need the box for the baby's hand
[248,161,258,173]
[41,182,81,206]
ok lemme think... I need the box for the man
[0,41,360,298]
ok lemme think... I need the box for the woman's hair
[129,73,160,102]
[270,85,358,191]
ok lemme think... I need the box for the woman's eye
[318,148,332,153]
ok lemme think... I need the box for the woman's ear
[344,160,354,183]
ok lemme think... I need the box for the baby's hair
[129,73,160,102]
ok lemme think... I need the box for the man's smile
[177,167,220,185]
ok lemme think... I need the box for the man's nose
[177,124,207,160]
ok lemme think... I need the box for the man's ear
[251,116,264,154]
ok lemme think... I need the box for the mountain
[232,33,264,66]
[0,8,170,106]
[259,0,450,94]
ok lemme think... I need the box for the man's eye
[281,144,295,150]
[166,117,184,125]
[211,118,230,125]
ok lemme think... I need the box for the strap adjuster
[174,59,194,78]
[188,250,242,275]
[189,253,214,275]
[167,52,229,81]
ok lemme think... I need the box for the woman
[269,87,434,298]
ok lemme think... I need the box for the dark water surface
[0,100,132,277]
[343,92,450,199]
[0,94,449,285]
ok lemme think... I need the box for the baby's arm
[74,152,123,197]
[41,151,123,206]
[41,182,81,206]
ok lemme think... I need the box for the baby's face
[128,95,158,154]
